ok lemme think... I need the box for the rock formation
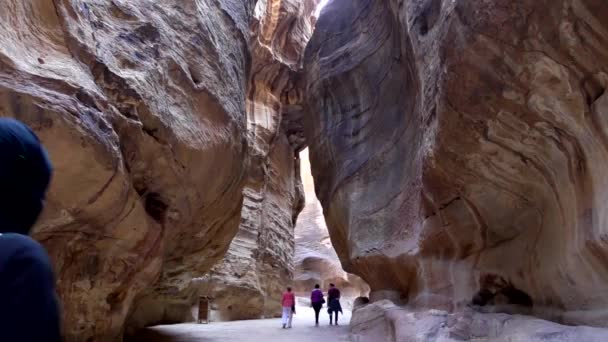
[294,149,369,305]
[1,0,254,340]
[304,0,608,339]
[5,0,607,339]
[199,139,303,321]
[194,0,318,323]
[0,0,312,340]
[351,302,608,342]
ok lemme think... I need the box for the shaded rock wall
[304,0,608,334]
[183,0,318,322]
[0,0,262,340]
[202,135,303,321]
[294,149,369,303]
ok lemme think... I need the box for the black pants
[329,310,338,324]
[312,303,322,323]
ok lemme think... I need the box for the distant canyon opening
[293,148,370,308]
[174,0,371,322]
[186,147,370,325]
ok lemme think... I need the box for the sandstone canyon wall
[0,0,309,340]
[201,137,303,321]
[294,149,369,305]
[197,0,318,322]
[304,0,608,339]
[4,0,607,340]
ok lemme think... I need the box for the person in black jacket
[327,283,342,326]
[0,118,61,341]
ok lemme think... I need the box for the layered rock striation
[304,0,608,338]
[0,0,301,340]
[6,0,607,339]
[200,138,303,321]
[159,0,319,323]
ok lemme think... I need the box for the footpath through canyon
[130,305,353,342]
[1,0,608,341]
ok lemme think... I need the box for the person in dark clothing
[310,284,325,326]
[0,118,61,342]
[327,283,342,326]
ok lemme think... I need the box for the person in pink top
[281,287,296,329]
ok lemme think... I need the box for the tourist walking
[0,118,61,342]
[327,283,343,326]
[310,284,325,326]
[281,286,296,329]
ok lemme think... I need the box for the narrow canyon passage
[293,149,370,305]
[1,0,608,341]
[126,149,364,341]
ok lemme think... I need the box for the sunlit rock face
[294,149,369,305]
[304,0,608,338]
[0,0,256,340]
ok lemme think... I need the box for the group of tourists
[280,283,343,329]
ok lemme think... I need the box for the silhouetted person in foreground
[327,283,342,325]
[310,284,325,326]
[0,118,61,341]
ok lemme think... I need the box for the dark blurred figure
[327,283,342,326]
[0,118,61,341]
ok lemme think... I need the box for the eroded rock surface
[0,0,256,340]
[5,0,608,339]
[294,149,369,305]
[187,0,317,322]
[305,0,608,331]
[201,136,303,321]
[352,302,608,342]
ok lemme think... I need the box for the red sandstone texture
[0,0,311,340]
[304,0,608,339]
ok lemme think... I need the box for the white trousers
[281,307,293,327]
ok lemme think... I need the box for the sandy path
[131,306,352,342]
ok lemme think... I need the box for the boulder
[351,302,608,342]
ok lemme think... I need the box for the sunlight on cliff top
[315,0,330,17]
